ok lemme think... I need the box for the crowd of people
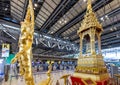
[32,61,77,72]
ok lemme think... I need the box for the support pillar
[98,33,101,54]
[80,34,83,56]
[90,28,95,54]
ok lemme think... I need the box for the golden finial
[87,0,92,12]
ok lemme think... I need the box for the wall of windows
[102,47,120,60]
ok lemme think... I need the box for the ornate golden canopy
[78,0,103,34]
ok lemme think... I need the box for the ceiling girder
[66,6,120,38]
[34,36,79,53]
[54,0,113,36]
[72,20,120,42]
[22,0,29,21]
[39,0,79,32]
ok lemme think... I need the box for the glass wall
[102,47,120,60]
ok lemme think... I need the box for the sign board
[2,44,10,57]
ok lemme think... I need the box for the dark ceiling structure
[0,0,120,57]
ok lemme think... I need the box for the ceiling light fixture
[38,0,43,2]
[114,27,117,30]
[64,20,67,23]
[59,19,67,25]
[83,0,94,2]
[59,21,62,24]
[4,8,8,11]
[83,0,87,2]
[34,3,38,7]
[105,15,109,19]
[110,28,113,31]
[100,17,104,21]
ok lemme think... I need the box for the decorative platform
[73,73,109,82]
[70,76,109,85]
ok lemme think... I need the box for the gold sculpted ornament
[11,0,52,85]
[39,63,52,85]
[11,0,35,85]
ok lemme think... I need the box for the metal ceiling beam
[0,1,10,18]
[39,0,79,32]
[65,6,120,38]
[33,44,74,53]
[102,40,120,49]
[11,0,24,9]
[0,36,16,43]
[102,36,118,43]
[72,20,120,42]
[0,19,20,28]
[62,30,77,38]
[22,0,28,21]
[0,19,78,54]
[102,20,120,36]
[11,8,23,17]
[33,54,77,60]
[76,33,120,47]
[101,37,120,47]
[39,0,66,31]
[34,0,45,19]
[54,0,113,36]
[102,29,120,40]
[11,5,23,14]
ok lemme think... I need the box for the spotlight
[100,17,104,21]
[105,15,109,19]
[83,0,87,2]
[38,0,43,2]
[110,28,113,31]
[4,8,8,11]
[34,3,38,7]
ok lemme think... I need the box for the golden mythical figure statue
[11,0,35,85]
[11,0,52,85]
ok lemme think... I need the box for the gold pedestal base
[73,72,109,81]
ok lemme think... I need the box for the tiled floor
[1,70,74,85]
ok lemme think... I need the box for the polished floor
[1,70,74,85]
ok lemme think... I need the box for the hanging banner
[2,44,10,57]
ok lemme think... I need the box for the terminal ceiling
[0,0,120,57]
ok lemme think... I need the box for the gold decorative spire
[87,0,92,13]
[74,0,109,82]
[78,0,103,34]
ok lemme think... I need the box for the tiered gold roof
[78,0,103,34]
